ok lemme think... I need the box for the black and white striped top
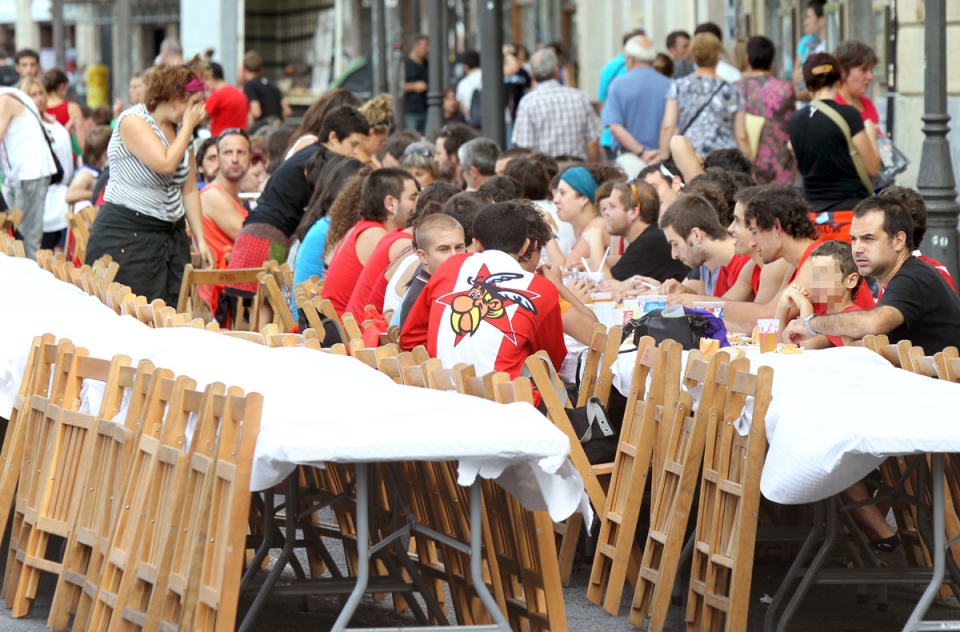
[104,104,190,221]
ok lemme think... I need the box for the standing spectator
[0,49,19,86]
[789,53,879,227]
[19,77,75,251]
[694,23,742,82]
[403,34,429,134]
[503,42,532,142]
[735,36,798,185]
[458,137,500,191]
[204,62,249,135]
[85,59,215,304]
[157,38,183,66]
[14,49,39,79]
[834,40,881,125]
[794,0,827,101]
[442,87,466,125]
[434,123,478,188]
[512,49,602,162]
[667,31,695,79]
[456,51,482,125]
[660,33,749,160]
[195,137,219,188]
[0,83,57,258]
[603,35,670,164]
[242,50,292,130]
[113,70,148,120]
[597,29,645,160]
[42,69,85,150]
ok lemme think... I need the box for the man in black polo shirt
[784,196,960,352]
[403,34,430,134]
[242,50,292,130]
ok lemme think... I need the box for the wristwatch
[802,313,818,336]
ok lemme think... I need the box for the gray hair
[457,137,501,176]
[160,38,182,56]
[624,36,656,63]
[530,49,559,82]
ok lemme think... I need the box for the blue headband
[561,166,598,203]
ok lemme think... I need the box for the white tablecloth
[0,254,586,521]
[608,344,960,505]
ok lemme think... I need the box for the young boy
[777,240,864,348]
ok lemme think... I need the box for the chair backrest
[176,263,267,327]
[256,271,297,333]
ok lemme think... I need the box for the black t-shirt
[878,256,960,352]
[243,77,285,121]
[404,57,428,115]
[0,66,18,87]
[505,68,531,120]
[789,100,871,204]
[610,225,689,283]
[244,144,330,238]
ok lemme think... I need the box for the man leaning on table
[784,196,960,352]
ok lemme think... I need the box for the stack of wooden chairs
[0,335,263,631]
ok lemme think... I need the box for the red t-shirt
[205,85,250,136]
[814,304,862,348]
[715,254,751,298]
[917,254,956,293]
[344,229,411,317]
[834,93,880,126]
[790,241,876,310]
[750,262,762,295]
[400,250,567,380]
[321,220,386,315]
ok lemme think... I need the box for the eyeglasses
[625,177,643,211]
[659,163,684,188]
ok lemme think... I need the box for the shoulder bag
[679,80,727,136]
[809,98,872,194]
[0,92,64,185]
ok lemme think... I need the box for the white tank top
[0,87,57,184]
[384,254,419,314]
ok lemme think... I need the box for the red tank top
[344,229,411,317]
[750,262,761,295]
[46,100,70,126]
[321,220,386,315]
[200,184,249,266]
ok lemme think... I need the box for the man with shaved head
[395,213,467,329]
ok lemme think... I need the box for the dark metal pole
[478,0,505,147]
[51,0,65,70]
[115,0,132,105]
[372,0,389,95]
[425,0,445,136]
[916,0,960,281]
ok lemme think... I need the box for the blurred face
[435,136,457,179]
[415,39,430,59]
[803,8,826,36]
[381,153,401,168]
[327,131,367,158]
[850,210,902,281]
[366,129,388,154]
[810,255,857,308]
[418,228,466,274]
[663,225,707,268]
[27,83,46,112]
[129,76,145,104]
[746,218,782,264]
[240,162,265,192]
[200,145,219,182]
[408,166,436,189]
[216,134,251,182]
[728,201,752,256]
[669,36,690,61]
[171,92,203,123]
[553,180,588,222]
[844,64,875,98]
[643,172,678,209]
[443,92,459,117]
[15,56,38,78]
[390,179,420,227]
[602,190,635,237]
[495,156,513,175]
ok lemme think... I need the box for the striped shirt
[104,104,189,221]
[511,79,602,160]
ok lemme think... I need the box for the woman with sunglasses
[85,57,215,304]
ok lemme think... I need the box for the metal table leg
[764,500,826,632]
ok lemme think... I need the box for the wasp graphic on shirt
[436,264,539,346]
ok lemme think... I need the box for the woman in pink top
[833,40,880,125]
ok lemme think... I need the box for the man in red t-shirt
[322,168,420,315]
[400,201,566,379]
[204,62,250,136]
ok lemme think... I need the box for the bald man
[395,214,467,329]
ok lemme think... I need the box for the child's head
[82,125,112,169]
[810,240,862,309]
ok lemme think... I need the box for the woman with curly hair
[85,56,214,304]
[357,93,394,166]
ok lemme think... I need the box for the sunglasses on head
[217,128,251,143]
[625,178,643,210]
[404,145,434,158]
[659,163,684,188]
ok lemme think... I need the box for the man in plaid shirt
[511,49,603,162]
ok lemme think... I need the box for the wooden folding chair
[66,211,91,265]
[587,337,677,615]
[934,347,960,382]
[7,352,131,619]
[255,271,297,333]
[629,350,729,631]
[48,360,158,631]
[176,263,267,329]
[576,323,622,407]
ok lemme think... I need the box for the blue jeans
[405,112,427,134]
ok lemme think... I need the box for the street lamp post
[424,0,445,137]
[478,0,505,148]
[916,0,960,281]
